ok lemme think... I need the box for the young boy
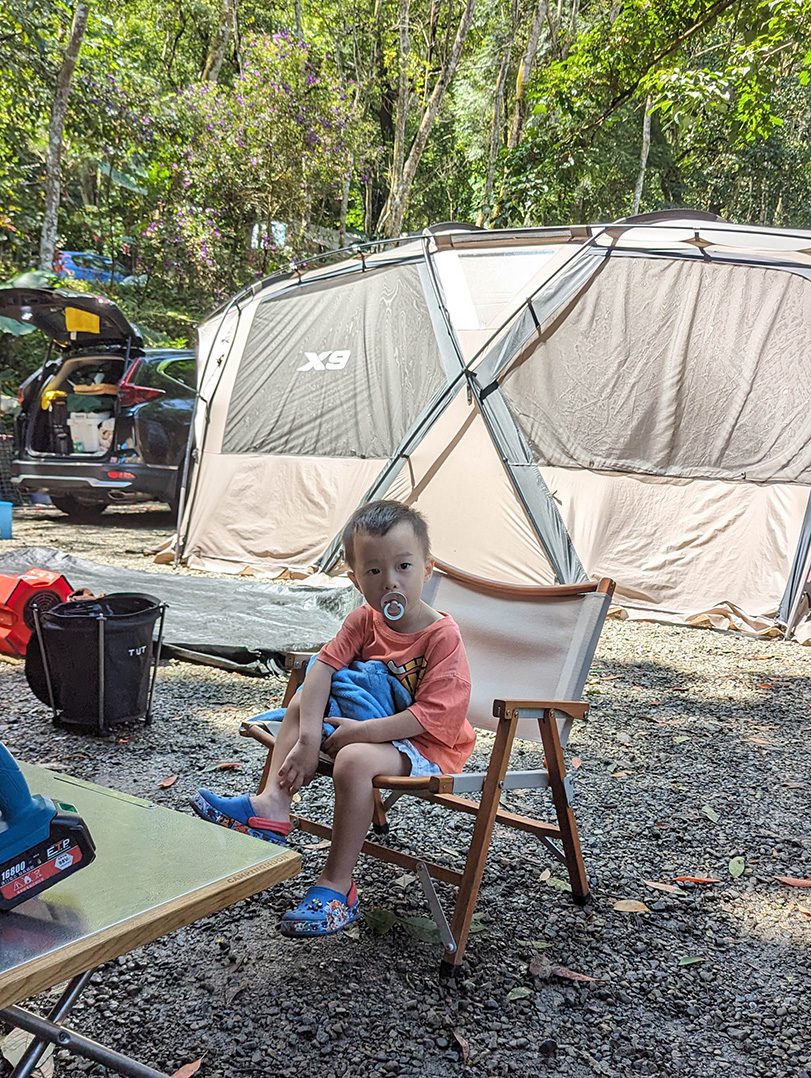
[191,500,475,937]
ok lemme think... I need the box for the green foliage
[0,0,810,334]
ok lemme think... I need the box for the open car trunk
[28,355,128,459]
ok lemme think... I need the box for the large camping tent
[177,211,811,638]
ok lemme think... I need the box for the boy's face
[347,522,434,624]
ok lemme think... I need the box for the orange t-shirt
[318,604,475,774]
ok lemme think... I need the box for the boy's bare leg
[317,742,408,895]
[250,697,303,822]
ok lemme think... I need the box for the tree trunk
[390,0,411,203]
[631,95,652,215]
[39,0,90,273]
[477,36,513,226]
[507,0,548,150]
[376,0,477,237]
[202,0,236,82]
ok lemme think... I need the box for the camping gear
[0,569,73,658]
[241,563,615,971]
[177,211,811,639]
[0,500,12,539]
[25,593,166,733]
[0,742,96,912]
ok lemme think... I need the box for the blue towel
[252,658,414,736]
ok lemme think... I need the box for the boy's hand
[322,716,367,756]
[277,739,318,794]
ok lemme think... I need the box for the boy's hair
[342,500,431,568]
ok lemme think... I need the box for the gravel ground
[2,504,810,1078]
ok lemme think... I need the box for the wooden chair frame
[240,570,615,973]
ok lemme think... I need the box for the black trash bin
[25,593,166,734]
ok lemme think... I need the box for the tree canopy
[1,0,809,344]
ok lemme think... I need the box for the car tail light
[118,359,165,407]
[17,387,24,405]
[106,471,136,480]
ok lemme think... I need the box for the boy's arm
[321,709,424,754]
[277,659,333,793]
[297,659,334,745]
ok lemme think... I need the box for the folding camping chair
[240,564,615,971]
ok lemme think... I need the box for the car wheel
[50,495,109,521]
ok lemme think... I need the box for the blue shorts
[391,738,441,777]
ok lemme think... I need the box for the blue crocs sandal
[279,883,360,937]
[189,788,290,845]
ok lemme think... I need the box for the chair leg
[441,705,519,971]
[257,748,274,795]
[538,709,589,904]
[372,790,389,833]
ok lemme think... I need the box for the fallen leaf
[171,1061,202,1078]
[529,953,552,978]
[517,939,549,949]
[545,876,572,892]
[116,737,130,745]
[538,867,551,883]
[756,682,774,690]
[701,804,720,824]
[344,925,360,940]
[783,781,803,789]
[506,986,533,1002]
[224,984,244,1005]
[549,964,597,983]
[616,732,632,746]
[158,775,178,788]
[394,873,416,888]
[1,1028,54,1074]
[399,915,441,944]
[469,911,488,935]
[774,876,811,888]
[364,908,397,935]
[571,756,582,770]
[452,1030,471,1063]
[35,761,69,771]
[673,875,721,884]
[611,770,630,779]
[613,899,650,913]
[677,956,705,967]
[729,856,746,878]
[796,904,811,918]
[305,838,331,850]
[643,880,684,895]
[215,761,242,771]
[674,735,690,744]
[747,737,772,747]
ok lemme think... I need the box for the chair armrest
[373,773,456,794]
[285,650,318,672]
[493,698,589,720]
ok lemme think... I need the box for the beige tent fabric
[500,257,811,484]
[540,466,809,617]
[432,243,579,363]
[387,390,557,585]
[183,454,386,576]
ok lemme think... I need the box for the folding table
[0,764,300,1078]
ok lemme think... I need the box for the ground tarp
[0,547,356,673]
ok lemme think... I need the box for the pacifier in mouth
[382,590,407,622]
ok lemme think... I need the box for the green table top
[0,764,300,1008]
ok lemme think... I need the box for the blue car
[53,250,131,286]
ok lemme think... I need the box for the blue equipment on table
[0,742,96,912]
